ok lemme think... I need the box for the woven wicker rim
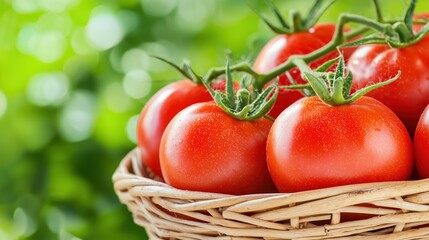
[113,148,429,240]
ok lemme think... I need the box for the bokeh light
[39,0,78,13]
[17,25,67,63]
[120,48,150,73]
[85,12,124,51]
[37,12,73,35]
[12,0,40,13]
[126,115,139,144]
[35,31,67,63]
[139,42,170,73]
[140,0,177,17]
[104,82,133,113]
[118,10,139,34]
[123,69,152,99]
[16,24,38,55]
[173,0,212,33]
[71,28,97,55]
[0,91,7,118]
[58,91,96,142]
[13,208,36,238]
[27,72,69,107]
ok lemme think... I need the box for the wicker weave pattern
[113,148,429,239]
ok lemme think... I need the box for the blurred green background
[0,0,427,239]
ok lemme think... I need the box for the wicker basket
[113,148,429,240]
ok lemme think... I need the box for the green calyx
[341,0,429,49]
[154,56,277,121]
[253,0,336,34]
[203,60,278,121]
[292,55,400,106]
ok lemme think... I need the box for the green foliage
[0,0,428,239]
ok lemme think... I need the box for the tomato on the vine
[414,104,429,179]
[267,96,413,193]
[136,79,225,177]
[254,24,355,118]
[347,16,429,136]
[159,102,277,195]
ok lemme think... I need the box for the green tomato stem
[225,59,236,108]
[203,62,256,85]
[372,0,384,23]
[344,26,369,41]
[203,14,393,91]
[293,58,333,104]
[393,22,414,43]
[303,0,337,30]
[255,13,393,89]
[290,10,304,33]
[404,0,417,34]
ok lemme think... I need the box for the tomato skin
[254,24,356,118]
[414,104,429,179]
[159,102,277,195]
[136,80,213,177]
[414,13,429,32]
[347,25,429,136]
[267,96,413,193]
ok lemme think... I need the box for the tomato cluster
[135,5,429,195]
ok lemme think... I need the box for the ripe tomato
[159,102,277,195]
[136,80,213,177]
[254,24,356,118]
[414,104,429,179]
[137,78,239,177]
[347,19,429,136]
[267,96,413,193]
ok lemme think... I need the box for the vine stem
[372,0,384,23]
[203,13,394,91]
[203,62,257,85]
[256,14,392,88]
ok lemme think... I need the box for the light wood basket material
[113,148,429,240]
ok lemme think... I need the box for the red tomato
[136,80,213,177]
[254,24,356,118]
[347,19,429,136]
[267,96,413,193]
[414,104,429,178]
[159,102,277,195]
[414,13,429,31]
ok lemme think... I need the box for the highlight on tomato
[159,63,278,195]
[266,57,414,193]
